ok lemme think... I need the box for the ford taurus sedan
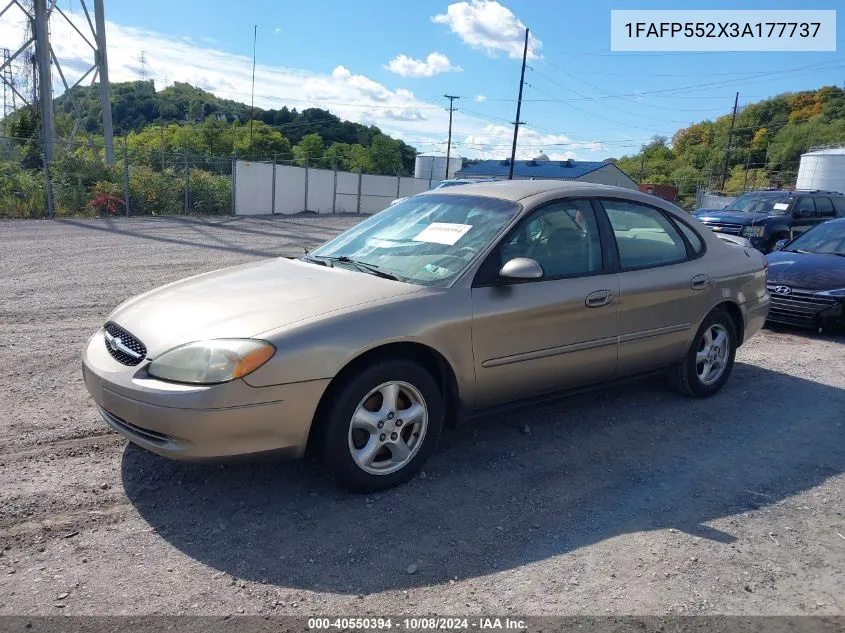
[82,181,770,491]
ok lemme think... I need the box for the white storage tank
[795,147,845,193]
[414,155,463,180]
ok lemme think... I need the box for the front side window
[796,197,816,216]
[602,200,689,269]
[495,199,603,279]
[308,194,520,287]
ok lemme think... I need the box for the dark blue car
[765,217,845,332]
[695,190,845,254]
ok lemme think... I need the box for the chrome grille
[766,285,839,326]
[103,322,147,366]
[701,221,744,236]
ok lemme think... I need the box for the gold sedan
[82,180,770,491]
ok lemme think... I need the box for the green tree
[293,133,324,165]
[369,135,403,174]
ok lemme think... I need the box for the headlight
[147,339,275,384]
[741,225,766,238]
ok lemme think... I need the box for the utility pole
[94,0,115,164]
[508,27,529,180]
[249,25,257,152]
[444,94,460,180]
[720,91,739,190]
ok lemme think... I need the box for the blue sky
[4,0,843,160]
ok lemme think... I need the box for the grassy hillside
[615,85,845,205]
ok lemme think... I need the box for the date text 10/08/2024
[307,617,528,630]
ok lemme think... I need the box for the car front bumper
[82,330,330,460]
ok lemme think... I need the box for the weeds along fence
[0,136,437,219]
[0,136,236,218]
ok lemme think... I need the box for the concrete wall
[234,160,436,215]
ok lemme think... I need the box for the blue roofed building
[455,152,638,189]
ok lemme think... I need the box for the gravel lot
[0,216,843,617]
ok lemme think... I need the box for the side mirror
[774,239,789,251]
[499,257,543,280]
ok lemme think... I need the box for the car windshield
[783,222,845,255]
[306,194,520,287]
[724,193,794,215]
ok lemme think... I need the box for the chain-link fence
[1,135,238,218]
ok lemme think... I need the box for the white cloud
[432,0,542,60]
[0,9,609,162]
[273,28,282,34]
[475,94,487,102]
[463,124,603,160]
[385,52,461,78]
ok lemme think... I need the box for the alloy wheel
[347,381,428,475]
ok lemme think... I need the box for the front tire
[319,359,444,492]
[668,309,737,398]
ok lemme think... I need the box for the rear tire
[319,359,443,492]
[668,309,737,398]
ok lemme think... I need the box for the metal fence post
[231,157,237,216]
[304,156,309,213]
[356,167,363,214]
[122,139,130,217]
[332,162,337,214]
[396,171,401,199]
[183,151,189,214]
[42,152,54,218]
[271,154,276,214]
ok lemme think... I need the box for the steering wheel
[430,255,467,269]
[452,246,476,258]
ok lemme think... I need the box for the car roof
[418,179,632,202]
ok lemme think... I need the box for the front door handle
[585,290,614,308]
[690,274,710,290]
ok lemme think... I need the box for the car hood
[108,258,420,357]
[766,251,845,291]
[694,210,774,225]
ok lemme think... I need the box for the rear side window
[829,197,845,217]
[673,219,704,254]
[601,200,689,269]
[815,197,835,218]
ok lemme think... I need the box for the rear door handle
[690,274,710,290]
[585,290,614,308]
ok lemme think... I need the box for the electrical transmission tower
[2,48,17,124]
[0,0,115,164]
[138,51,148,81]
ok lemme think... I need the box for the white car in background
[390,178,493,207]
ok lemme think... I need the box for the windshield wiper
[783,248,809,254]
[308,255,403,281]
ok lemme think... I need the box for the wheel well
[307,342,461,454]
[715,301,744,346]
